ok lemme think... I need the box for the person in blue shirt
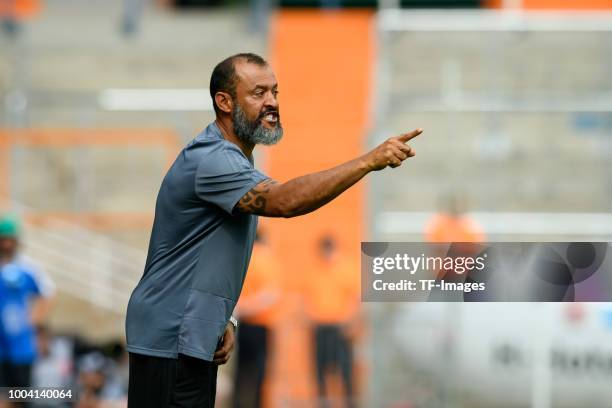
[0,216,45,389]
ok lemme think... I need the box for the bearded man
[125,53,423,407]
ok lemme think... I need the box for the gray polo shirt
[125,121,268,361]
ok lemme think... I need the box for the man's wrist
[358,153,374,173]
[228,315,238,331]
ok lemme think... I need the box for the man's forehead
[234,61,277,88]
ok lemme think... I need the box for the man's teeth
[264,114,277,122]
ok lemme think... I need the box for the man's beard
[232,103,283,146]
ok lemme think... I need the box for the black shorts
[128,353,218,408]
[0,362,32,387]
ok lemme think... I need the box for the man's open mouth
[261,111,278,124]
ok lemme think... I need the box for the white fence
[2,198,145,314]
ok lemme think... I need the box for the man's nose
[264,91,278,109]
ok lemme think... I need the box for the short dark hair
[209,53,268,114]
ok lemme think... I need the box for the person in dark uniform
[233,231,281,408]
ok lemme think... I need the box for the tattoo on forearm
[238,179,278,214]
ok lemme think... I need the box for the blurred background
[1,0,612,406]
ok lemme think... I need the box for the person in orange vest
[0,0,40,16]
[425,192,485,294]
[233,231,281,408]
[0,0,40,36]
[305,235,360,408]
[425,191,485,243]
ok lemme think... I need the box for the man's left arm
[213,317,238,365]
[26,265,55,325]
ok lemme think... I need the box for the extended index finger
[397,128,423,143]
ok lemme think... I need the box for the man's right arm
[235,129,423,218]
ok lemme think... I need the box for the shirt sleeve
[20,259,55,298]
[23,273,41,298]
[194,144,269,215]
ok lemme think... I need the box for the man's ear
[215,92,233,114]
